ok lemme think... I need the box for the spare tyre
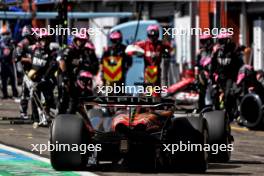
[240,93,264,129]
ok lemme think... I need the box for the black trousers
[198,71,209,111]
[1,63,18,98]
[57,81,78,114]
[218,78,236,121]
[57,73,70,114]
[31,80,55,122]
[20,75,30,115]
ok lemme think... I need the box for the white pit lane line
[0,143,99,176]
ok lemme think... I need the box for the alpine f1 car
[50,95,232,172]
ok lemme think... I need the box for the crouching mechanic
[236,65,264,100]
[66,43,99,115]
[15,25,38,119]
[101,30,132,94]
[57,32,99,114]
[28,31,58,126]
[126,24,172,96]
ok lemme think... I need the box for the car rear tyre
[50,114,89,170]
[203,110,232,162]
[166,116,208,173]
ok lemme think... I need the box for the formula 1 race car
[50,95,232,173]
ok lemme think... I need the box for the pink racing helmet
[109,30,122,44]
[199,33,212,40]
[77,71,93,90]
[74,32,88,40]
[110,31,122,40]
[85,42,95,50]
[236,64,254,85]
[147,24,159,32]
[80,71,93,78]
[217,31,232,39]
[147,24,160,40]
[199,33,213,48]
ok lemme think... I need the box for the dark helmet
[199,33,213,48]
[76,71,93,96]
[74,32,88,41]
[147,24,160,42]
[22,25,37,44]
[73,32,88,48]
[109,30,122,45]
[38,30,52,48]
[217,31,232,46]
[236,64,254,85]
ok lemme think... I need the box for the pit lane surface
[1,99,264,176]
[0,144,84,176]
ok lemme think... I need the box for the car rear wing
[79,96,175,108]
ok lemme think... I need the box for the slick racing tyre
[240,93,264,130]
[50,114,89,170]
[166,116,209,173]
[203,110,232,162]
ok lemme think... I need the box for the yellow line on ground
[255,131,264,136]
[231,125,264,136]
[231,125,249,132]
